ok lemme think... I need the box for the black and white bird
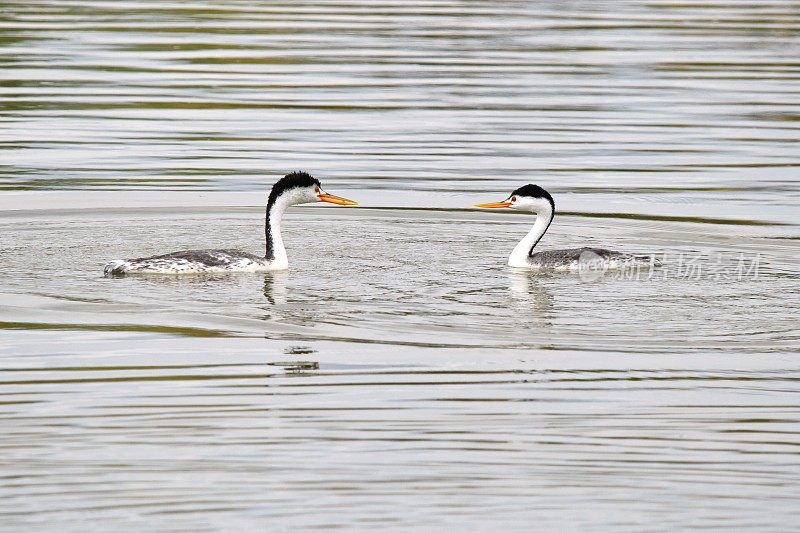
[476,184,658,270]
[104,171,357,275]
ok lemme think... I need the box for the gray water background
[1,1,800,530]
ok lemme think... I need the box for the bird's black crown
[278,171,320,190]
[511,184,555,210]
[268,171,321,209]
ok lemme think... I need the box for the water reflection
[267,360,319,375]
[508,272,554,328]
[262,271,288,306]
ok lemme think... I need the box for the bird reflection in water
[262,271,288,305]
[267,360,319,375]
[508,272,554,328]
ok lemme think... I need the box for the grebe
[475,184,658,271]
[104,171,357,276]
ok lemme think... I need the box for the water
[1,1,800,530]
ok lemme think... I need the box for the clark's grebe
[476,184,658,271]
[104,171,357,276]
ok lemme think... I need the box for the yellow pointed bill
[475,200,512,208]
[319,192,358,206]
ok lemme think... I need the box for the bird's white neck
[265,194,291,269]
[508,206,554,268]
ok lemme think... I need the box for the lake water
[1,1,799,530]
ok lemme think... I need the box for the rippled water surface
[2,1,800,530]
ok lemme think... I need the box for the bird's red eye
[511,196,517,202]
[315,186,320,193]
